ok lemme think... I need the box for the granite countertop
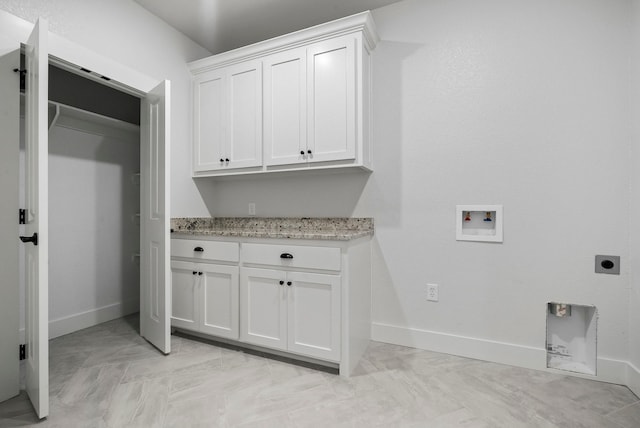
[170,217,374,241]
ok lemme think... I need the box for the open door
[22,19,49,419]
[0,41,20,404]
[140,80,171,354]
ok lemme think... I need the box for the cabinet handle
[194,247,204,252]
[287,281,292,286]
[280,253,294,259]
[307,150,312,154]
[219,158,224,163]
[225,158,230,162]
[192,271,197,275]
[198,272,203,276]
[300,150,305,155]
[279,280,284,285]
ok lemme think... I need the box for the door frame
[46,50,171,355]
[0,12,172,413]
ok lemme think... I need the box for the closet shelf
[21,93,139,140]
[52,101,140,140]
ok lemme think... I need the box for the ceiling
[134,0,401,54]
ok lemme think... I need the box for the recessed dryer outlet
[595,255,620,275]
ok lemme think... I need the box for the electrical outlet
[427,283,439,302]
[248,203,256,216]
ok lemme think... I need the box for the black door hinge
[19,344,25,360]
[19,209,26,225]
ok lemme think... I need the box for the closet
[20,63,142,340]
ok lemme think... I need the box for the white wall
[48,121,140,338]
[629,0,640,397]
[368,0,632,367]
[207,0,634,377]
[0,0,212,217]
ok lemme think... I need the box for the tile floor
[0,315,639,427]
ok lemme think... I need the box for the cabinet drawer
[171,239,239,263]
[242,243,340,271]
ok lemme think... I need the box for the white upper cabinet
[227,61,262,169]
[263,47,307,166]
[189,11,379,177]
[193,60,262,172]
[306,36,356,164]
[193,69,225,172]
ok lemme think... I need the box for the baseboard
[628,361,640,398]
[371,322,629,386]
[49,300,139,339]
[372,322,545,370]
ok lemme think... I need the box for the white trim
[372,322,543,369]
[372,322,631,386]
[189,11,379,73]
[628,361,640,398]
[49,300,139,339]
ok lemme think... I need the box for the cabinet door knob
[225,158,230,162]
[280,253,294,259]
[279,280,284,285]
[287,281,292,286]
[300,150,305,155]
[192,271,197,275]
[194,247,204,252]
[219,158,224,163]
[307,150,312,154]
[198,272,203,276]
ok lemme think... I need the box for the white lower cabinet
[171,236,371,376]
[171,261,199,331]
[171,260,239,340]
[240,268,341,362]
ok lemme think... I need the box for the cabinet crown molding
[189,11,379,74]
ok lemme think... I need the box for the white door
[200,264,239,340]
[263,48,307,166]
[240,267,287,350]
[307,36,356,163]
[0,42,20,404]
[287,272,341,362]
[170,261,198,331]
[140,80,171,354]
[23,19,49,419]
[226,60,263,169]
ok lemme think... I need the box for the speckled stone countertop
[171,217,374,241]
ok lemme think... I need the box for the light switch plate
[595,255,620,275]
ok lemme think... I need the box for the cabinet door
[287,272,341,362]
[200,264,239,340]
[263,48,307,166]
[307,36,356,163]
[226,60,263,169]
[193,70,226,172]
[240,268,287,350]
[171,261,198,331]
